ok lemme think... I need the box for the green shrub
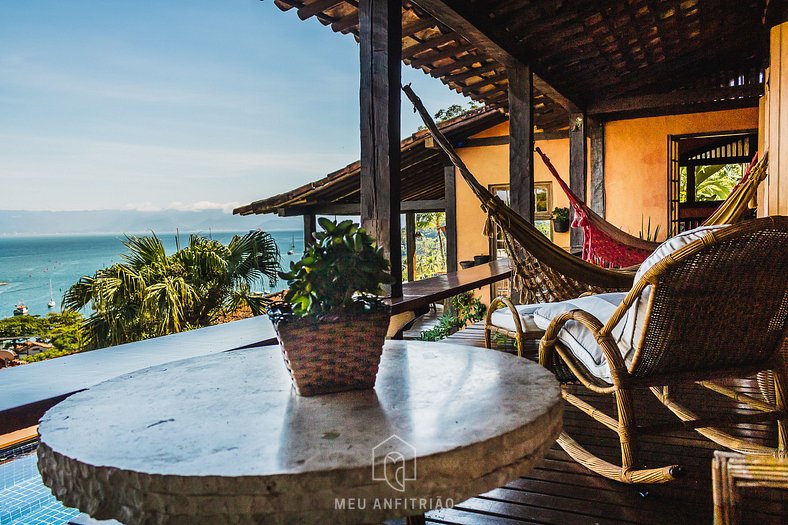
[552,207,570,221]
[449,292,485,327]
[419,314,459,341]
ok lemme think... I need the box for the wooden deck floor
[416,322,784,525]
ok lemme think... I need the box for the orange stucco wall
[605,108,758,236]
[454,107,759,304]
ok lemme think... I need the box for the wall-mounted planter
[553,218,570,233]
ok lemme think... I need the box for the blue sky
[0,0,468,212]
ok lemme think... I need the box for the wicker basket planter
[274,308,390,396]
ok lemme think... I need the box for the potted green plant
[270,219,393,396]
[552,206,570,233]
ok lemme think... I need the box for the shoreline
[0,228,302,238]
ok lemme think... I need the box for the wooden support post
[569,112,588,254]
[687,166,696,205]
[405,212,416,282]
[508,64,534,222]
[444,164,458,273]
[303,213,316,247]
[589,121,605,217]
[359,0,402,297]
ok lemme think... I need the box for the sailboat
[47,280,56,308]
[287,234,295,255]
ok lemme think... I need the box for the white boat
[48,280,56,308]
[287,234,295,255]
[13,302,28,316]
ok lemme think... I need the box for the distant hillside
[0,209,301,235]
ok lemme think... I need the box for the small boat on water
[287,234,295,255]
[48,280,56,308]
[13,302,28,316]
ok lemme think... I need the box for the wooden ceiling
[272,0,776,131]
[234,106,507,215]
[435,0,771,104]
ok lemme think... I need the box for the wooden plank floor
[417,321,785,525]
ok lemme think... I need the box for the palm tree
[63,231,279,349]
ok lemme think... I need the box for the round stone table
[38,340,561,525]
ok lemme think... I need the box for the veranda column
[765,21,788,216]
[508,64,535,222]
[303,214,316,247]
[569,112,588,254]
[589,120,605,217]
[444,163,458,273]
[405,212,416,282]
[360,0,403,297]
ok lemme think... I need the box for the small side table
[712,451,788,524]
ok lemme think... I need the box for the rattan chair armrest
[539,308,630,386]
[485,296,525,335]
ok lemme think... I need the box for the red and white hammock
[536,148,760,268]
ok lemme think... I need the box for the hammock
[537,147,767,268]
[403,85,635,304]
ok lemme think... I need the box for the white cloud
[123,201,241,214]
[124,201,161,212]
[166,201,241,213]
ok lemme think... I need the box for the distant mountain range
[0,209,301,235]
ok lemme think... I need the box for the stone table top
[38,340,562,525]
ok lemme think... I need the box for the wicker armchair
[539,217,788,484]
[484,296,545,356]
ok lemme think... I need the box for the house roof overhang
[233,105,507,216]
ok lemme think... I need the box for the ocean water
[0,230,304,319]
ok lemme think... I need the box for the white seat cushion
[533,224,728,382]
[489,303,542,334]
[533,293,627,382]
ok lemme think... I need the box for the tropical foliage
[433,101,481,122]
[63,231,279,349]
[277,219,392,318]
[401,212,448,281]
[680,164,744,202]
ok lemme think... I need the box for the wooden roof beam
[588,84,763,120]
[402,32,459,59]
[279,199,446,217]
[411,0,581,114]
